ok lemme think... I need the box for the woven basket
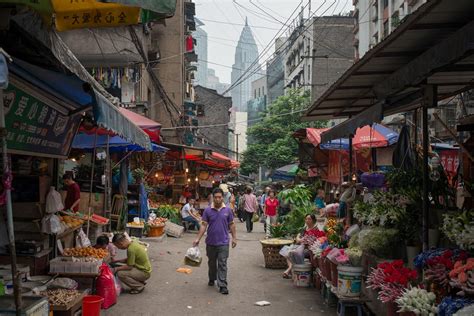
[260,239,293,269]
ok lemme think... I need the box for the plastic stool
[337,300,363,316]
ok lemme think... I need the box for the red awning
[306,128,330,147]
[118,108,161,143]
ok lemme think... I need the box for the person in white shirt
[181,197,201,230]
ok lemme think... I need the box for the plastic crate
[0,296,48,316]
[50,257,102,274]
[165,222,184,238]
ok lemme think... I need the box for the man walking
[193,188,237,295]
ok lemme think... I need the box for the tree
[240,89,326,175]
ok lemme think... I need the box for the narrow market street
[105,222,333,316]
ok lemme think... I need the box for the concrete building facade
[353,0,427,59]
[194,86,231,155]
[151,0,197,143]
[193,18,208,88]
[266,37,287,105]
[230,18,261,111]
[284,15,354,104]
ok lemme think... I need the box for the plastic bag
[45,187,63,214]
[96,263,117,309]
[185,246,202,267]
[279,245,291,258]
[288,245,305,264]
[76,228,91,248]
[252,212,259,222]
[48,278,78,290]
[114,275,121,297]
[41,214,64,234]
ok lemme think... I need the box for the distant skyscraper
[194,18,208,87]
[231,18,261,111]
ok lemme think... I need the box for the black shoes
[219,287,229,295]
[208,280,215,286]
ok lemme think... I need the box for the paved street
[105,222,334,316]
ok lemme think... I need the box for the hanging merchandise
[186,35,194,52]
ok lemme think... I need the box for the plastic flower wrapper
[396,286,437,316]
[367,260,418,303]
[308,236,328,258]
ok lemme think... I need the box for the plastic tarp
[72,133,167,153]
[11,12,152,151]
[0,53,8,89]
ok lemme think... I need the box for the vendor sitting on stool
[111,233,152,294]
[181,197,201,230]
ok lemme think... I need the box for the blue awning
[0,52,8,89]
[72,134,168,153]
[9,58,152,150]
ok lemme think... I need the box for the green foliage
[357,227,399,258]
[157,205,180,224]
[269,223,288,238]
[239,89,327,175]
[132,168,146,183]
[278,185,314,236]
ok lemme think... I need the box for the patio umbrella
[320,124,399,150]
[272,163,299,181]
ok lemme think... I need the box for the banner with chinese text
[52,0,141,31]
[3,83,81,158]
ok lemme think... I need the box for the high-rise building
[207,68,230,96]
[353,0,427,60]
[230,18,261,111]
[194,18,208,87]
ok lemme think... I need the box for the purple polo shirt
[202,205,234,246]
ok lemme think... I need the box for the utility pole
[235,133,240,161]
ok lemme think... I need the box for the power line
[197,18,281,30]
[233,0,284,26]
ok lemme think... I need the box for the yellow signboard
[52,0,141,31]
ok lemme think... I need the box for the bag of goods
[45,187,63,214]
[48,278,78,290]
[96,263,117,309]
[184,246,202,267]
[76,228,91,248]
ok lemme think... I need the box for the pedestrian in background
[243,187,258,233]
[264,190,279,238]
[237,191,245,222]
[193,188,237,295]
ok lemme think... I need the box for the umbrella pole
[1,88,22,315]
[349,136,353,181]
[105,134,111,230]
[87,131,98,237]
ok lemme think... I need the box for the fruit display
[148,217,167,227]
[63,247,108,259]
[60,216,84,228]
[39,289,81,306]
[127,221,144,227]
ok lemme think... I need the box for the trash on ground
[176,267,192,274]
[255,301,271,306]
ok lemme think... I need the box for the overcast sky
[196,0,353,84]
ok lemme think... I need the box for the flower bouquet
[449,258,474,296]
[366,260,418,303]
[345,247,363,267]
[396,286,437,316]
[442,210,474,250]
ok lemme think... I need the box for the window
[308,65,311,81]
[262,86,265,96]
[383,0,388,8]
[197,104,204,116]
[254,90,257,99]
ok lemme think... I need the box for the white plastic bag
[75,228,91,248]
[185,246,201,262]
[185,246,202,267]
[46,186,63,214]
[41,214,64,234]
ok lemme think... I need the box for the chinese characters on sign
[3,84,82,157]
[52,0,140,31]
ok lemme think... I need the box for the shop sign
[52,0,140,32]
[3,83,81,158]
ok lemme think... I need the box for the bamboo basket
[260,239,293,269]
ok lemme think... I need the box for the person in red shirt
[63,174,81,212]
[264,190,279,238]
